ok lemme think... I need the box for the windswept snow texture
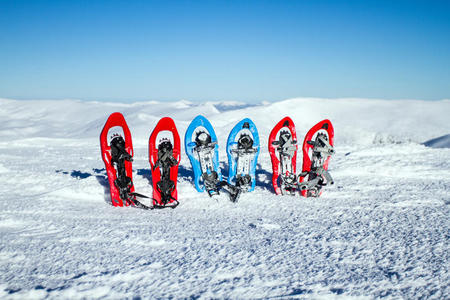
[0,97,449,299]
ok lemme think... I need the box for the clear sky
[0,0,449,102]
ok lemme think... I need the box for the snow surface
[0,97,449,299]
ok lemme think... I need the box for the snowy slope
[424,134,450,149]
[0,97,449,299]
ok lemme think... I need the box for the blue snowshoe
[226,118,260,192]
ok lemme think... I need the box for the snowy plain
[0,97,449,299]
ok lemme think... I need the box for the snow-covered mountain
[0,97,449,299]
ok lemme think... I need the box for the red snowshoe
[100,112,150,208]
[268,117,298,195]
[149,117,181,208]
[299,119,335,197]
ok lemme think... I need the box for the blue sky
[0,0,449,102]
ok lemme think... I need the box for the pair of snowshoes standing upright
[185,115,260,202]
[100,113,180,209]
[268,117,335,197]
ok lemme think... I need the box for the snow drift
[423,134,450,149]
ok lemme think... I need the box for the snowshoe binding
[110,134,134,201]
[152,139,179,208]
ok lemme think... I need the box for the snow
[0,97,449,299]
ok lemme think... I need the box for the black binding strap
[110,136,134,202]
[153,140,178,207]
